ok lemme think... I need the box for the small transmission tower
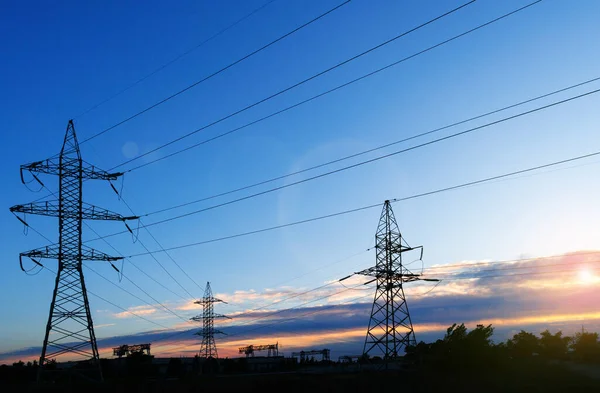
[191,282,229,358]
[10,120,136,381]
[355,200,437,359]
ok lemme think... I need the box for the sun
[577,269,598,285]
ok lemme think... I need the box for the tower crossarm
[355,266,422,282]
[10,201,138,221]
[194,297,226,304]
[378,244,423,255]
[21,159,122,181]
[21,244,123,262]
[194,329,226,336]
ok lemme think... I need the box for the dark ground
[2,358,600,393]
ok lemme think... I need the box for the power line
[115,89,600,236]
[215,246,372,315]
[54,183,199,301]
[440,264,600,282]
[150,281,376,353]
[114,0,543,173]
[110,0,477,170]
[152,291,377,356]
[148,282,371,350]
[74,0,279,119]
[216,286,375,339]
[37,183,199,304]
[115,192,206,294]
[422,251,600,272]
[11,250,598,358]
[118,256,189,301]
[229,282,338,319]
[118,149,600,257]
[118,0,547,173]
[228,262,600,336]
[20,217,193,324]
[152,253,600,343]
[15,222,174,330]
[151,259,600,355]
[26,0,547,207]
[79,0,351,145]
[428,260,600,279]
[142,76,600,217]
[84,264,185,320]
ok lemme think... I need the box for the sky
[0,0,599,364]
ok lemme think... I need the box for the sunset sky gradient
[1,0,599,364]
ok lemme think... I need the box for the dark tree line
[406,323,600,369]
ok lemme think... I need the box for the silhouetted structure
[10,120,136,381]
[191,282,229,358]
[352,200,438,360]
[239,343,279,357]
[339,355,361,363]
[291,349,330,362]
[113,343,151,358]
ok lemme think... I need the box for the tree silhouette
[507,330,540,358]
[571,330,600,363]
[539,330,570,360]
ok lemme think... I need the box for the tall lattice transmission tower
[355,200,438,359]
[191,282,229,358]
[10,120,136,381]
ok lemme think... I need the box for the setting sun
[577,269,598,285]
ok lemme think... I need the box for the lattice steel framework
[10,120,136,381]
[191,282,229,358]
[239,343,279,357]
[356,200,437,359]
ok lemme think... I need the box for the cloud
[113,305,158,319]
[4,251,600,364]
[95,323,116,329]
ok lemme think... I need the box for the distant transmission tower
[356,200,438,359]
[191,282,229,358]
[10,120,136,381]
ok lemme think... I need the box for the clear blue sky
[1,0,599,358]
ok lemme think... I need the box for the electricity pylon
[10,120,136,381]
[191,282,229,358]
[356,200,438,360]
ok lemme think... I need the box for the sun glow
[577,269,598,285]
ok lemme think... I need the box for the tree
[466,324,494,347]
[539,330,570,360]
[507,330,540,358]
[435,323,496,369]
[571,330,600,363]
[444,323,468,343]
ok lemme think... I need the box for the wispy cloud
[4,251,600,364]
[113,305,158,319]
[95,323,116,329]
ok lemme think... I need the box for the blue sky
[1,0,599,362]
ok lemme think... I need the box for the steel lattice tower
[356,200,437,359]
[10,120,136,381]
[191,282,229,358]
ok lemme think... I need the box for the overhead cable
[143,76,600,217]
[79,0,351,145]
[120,150,600,257]
[110,0,477,170]
[75,0,279,119]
